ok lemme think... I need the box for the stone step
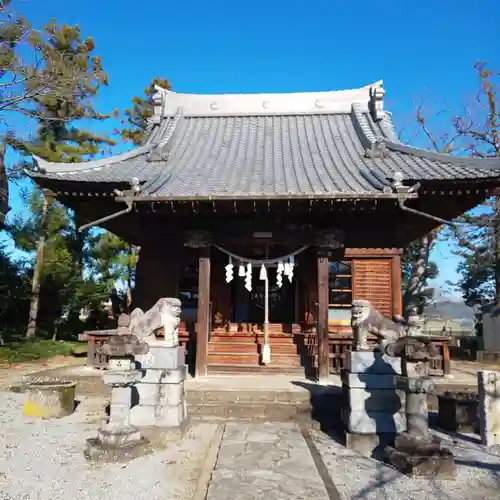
[207,363,305,375]
[187,401,316,423]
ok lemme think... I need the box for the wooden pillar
[391,255,403,317]
[442,339,451,376]
[317,253,329,382]
[196,247,211,377]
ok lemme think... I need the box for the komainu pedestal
[342,350,406,456]
[130,299,187,428]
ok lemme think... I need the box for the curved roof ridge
[30,144,155,174]
[153,80,385,118]
[385,141,500,170]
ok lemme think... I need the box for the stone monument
[384,336,456,478]
[129,298,188,428]
[478,370,500,446]
[84,333,149,461]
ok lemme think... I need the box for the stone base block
[135,381,184,406]
[139,365,187,384]
[385,432,456,479]
[346,387,405,413]
[345,351,402,375]
[341,371,397,390]
[135,345,184,370]
[129,401,187,428]
[345,431,396,457]
[342,408,406,434]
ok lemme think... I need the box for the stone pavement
[206,422,335,500]
[206,422,500,500]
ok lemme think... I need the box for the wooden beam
[195,247,211,377]
[391,255,403,317]
[317,253,329,382]
[345,247,403,257]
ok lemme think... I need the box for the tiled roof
[28,82,500,200]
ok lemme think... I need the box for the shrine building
[28,81,500,379]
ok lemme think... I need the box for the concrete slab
[206,422,332,500]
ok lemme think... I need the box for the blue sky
[6,0,500,296]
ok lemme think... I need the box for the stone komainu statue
[351,299,420,351]
[129,298,182,347]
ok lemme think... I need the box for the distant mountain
[423,296,475,329]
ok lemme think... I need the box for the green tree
[120,76,172,146]
[408,62,499,308]
[401,235,439,316]
[0,241,30,342]
[1,2,111,131]
[89,232,138,312]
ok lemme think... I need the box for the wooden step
[257,343,298,355]
[207,352,259,365]
[208,342,257,354]
[210,334,258,343]
[269,355,302,368]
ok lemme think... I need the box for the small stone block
[478,370,500,446]
[345,432,396,457]
[341,372,397,390]
[343,408,406,434]
[108,358,134,371]
[135,345,184,370]
[385,433,456,479]
[84,436,150,463]
[96,426,142,447]
[345,351,402,375]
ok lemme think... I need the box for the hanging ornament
[284,255,295,283]
[225,256,234,283]
[287,255,295,282]
[238,262,246,277]
[276,261,284,288]
[244,262,252,291]
[259,263,267,281]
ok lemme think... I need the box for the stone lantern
[84,334,149,461]
[384,337,456,478]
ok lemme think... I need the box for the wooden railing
[304,332,451,377]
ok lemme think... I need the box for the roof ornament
[151,85,168,125]
[369,81,385,122]
[365,138,387,158]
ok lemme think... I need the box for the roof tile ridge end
[148,106,185,162]
[32,144,154,174]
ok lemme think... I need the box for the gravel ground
[311,428,500,499]
[0,391,217,500]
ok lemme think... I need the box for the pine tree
[7,20,114,338]
[120,76,172,146]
